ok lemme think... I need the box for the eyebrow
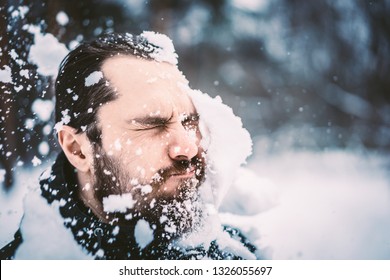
[129,114,174,126]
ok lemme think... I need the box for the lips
[170,167,196,178]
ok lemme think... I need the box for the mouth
[170,167,196,179]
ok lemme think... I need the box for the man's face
[88,55,206,234]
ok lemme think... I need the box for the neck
[77,171,111,223]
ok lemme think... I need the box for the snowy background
[1,1,390,259]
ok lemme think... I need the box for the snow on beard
[91,144,206,240]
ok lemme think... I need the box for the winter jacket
[0,152,258,260]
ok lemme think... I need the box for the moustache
[153,155,205,184]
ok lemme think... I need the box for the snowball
[31,99,54,122]
[27,25,69,76]
[85,71,103,87]
[188,89,252,208]
[102,193,136,213]
[141,31,178,65]
[134,219,154,249]
[0,65,12,83]
[56,11,69,26]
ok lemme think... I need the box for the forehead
[100,55,194,119]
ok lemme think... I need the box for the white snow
[0,169,5,183]
[102,193,136,213]
[14,85,23,92]
[31,156,42,167]
[19,69,29,79]
[0,65,12,83]
[134,219,154,249]
[219,167,278,215]
[230,0,270,12]
[189,89,252,208]
[85,71,103,87]
[24,119,35,129]
[1,27,390,260]
[11,6,29,19]
[56,11,69,26]
[9,49,24,66]
[1,147,390,259]
[219,147,390,259]
[141,31,178,65]
[54,109,71,132]
[15,191,92,259]
[38,141,50,156]
[137,184,153,195]
[31,99,54,122]
[27,25,69,76]
[68,40,80,50]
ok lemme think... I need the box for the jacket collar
[39,152,143,259]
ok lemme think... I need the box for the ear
[57,125,94,173]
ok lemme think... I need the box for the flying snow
[134,219,154,249]
[31,99,54,122]
[0,65,12,83]
[56,11,69,26]
[11,6,29,19]
[27,25,69,76]
[85,71,103,87]
[31,156,42,167]
[103,193,136,213]
[141,31,178,65]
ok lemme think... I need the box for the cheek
[119,137,169,175]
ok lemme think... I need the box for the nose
[168,125,199,161]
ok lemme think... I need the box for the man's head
[55,32,206,239]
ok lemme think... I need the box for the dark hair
[55,32,160,145]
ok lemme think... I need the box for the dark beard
[91,145,206,240]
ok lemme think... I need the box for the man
[1,32,258,259]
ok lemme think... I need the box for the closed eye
[130,115,173,131]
